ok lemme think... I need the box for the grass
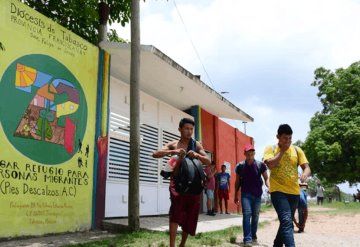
[308,201,360,215]
[62,203,278,247]
[63,229,169,247]
[64,220,272,247]
[310,202,360,214]
[63,226,243,247]
[261,203,273,212]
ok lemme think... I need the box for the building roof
[99,41,253,122]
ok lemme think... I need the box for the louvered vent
[107,112,159,184]
[139,124,159,183]
[108,112,130,180]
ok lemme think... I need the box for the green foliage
[108,29,130,43]
[22,0,131,45]
[303,61,360,185]
[306,177,318,197]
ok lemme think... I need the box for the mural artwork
[0,0,101,238]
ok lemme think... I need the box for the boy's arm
[262,170,270,188]
[234,173,240,203]
[187,141,211,165]
[152,140,185,158]
[227,175,231,193]
[211,167,217,177]
[299,163,311,183]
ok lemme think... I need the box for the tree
[108,29,129,43]
[303,62,360,185]
[22,0,131,45]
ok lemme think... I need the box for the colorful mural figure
[0,55,87,165]
[14,64,80,156]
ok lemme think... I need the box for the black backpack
[173,139,206,195]
[235,160,263,187]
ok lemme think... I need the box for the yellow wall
[0,0,98,237]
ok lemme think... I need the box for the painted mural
[0,0,99,237]
[2,57,88,164]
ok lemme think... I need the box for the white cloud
[225,95,314,160]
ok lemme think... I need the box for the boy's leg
[271,192,298,247]
[169,222,178,247]
[241,193,253,244]
[298,207,304,232]
[219,198,223,213]
[206,195,211,214]
[251,196,261,240]
[225,199,229,213]
[179,231,188,247]
[303,207,308,229]
[225,190,229,213]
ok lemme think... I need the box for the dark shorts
[169,180,201,236]
[218,189,229,200]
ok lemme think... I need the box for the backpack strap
[294,145,300,166]
[235,161,245,175]
[255,160,263,177]
[187,138,197,152]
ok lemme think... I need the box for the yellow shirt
[263,145,308,195]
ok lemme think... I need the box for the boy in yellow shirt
[263,124,311,247]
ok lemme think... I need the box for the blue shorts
[206,189,214,199]
[299,189,308,208]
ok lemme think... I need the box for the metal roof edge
[99,41,254,122]
[147,45,254,122]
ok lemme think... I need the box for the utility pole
[128,0,140,231]
[242,121,247,134]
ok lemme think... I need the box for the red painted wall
[200,108,215,154]
[200,108,253,213]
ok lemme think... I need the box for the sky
[111,0,360,194]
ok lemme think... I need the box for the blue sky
[112,0,360,194]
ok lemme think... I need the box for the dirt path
[244,207,360,247]
[2,207,359,247]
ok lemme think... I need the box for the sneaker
[225,212,230,214]
[252,235,257,243]
[298,228,304,233]
[244,242,252,247]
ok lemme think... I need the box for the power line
[172,0,216,90]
